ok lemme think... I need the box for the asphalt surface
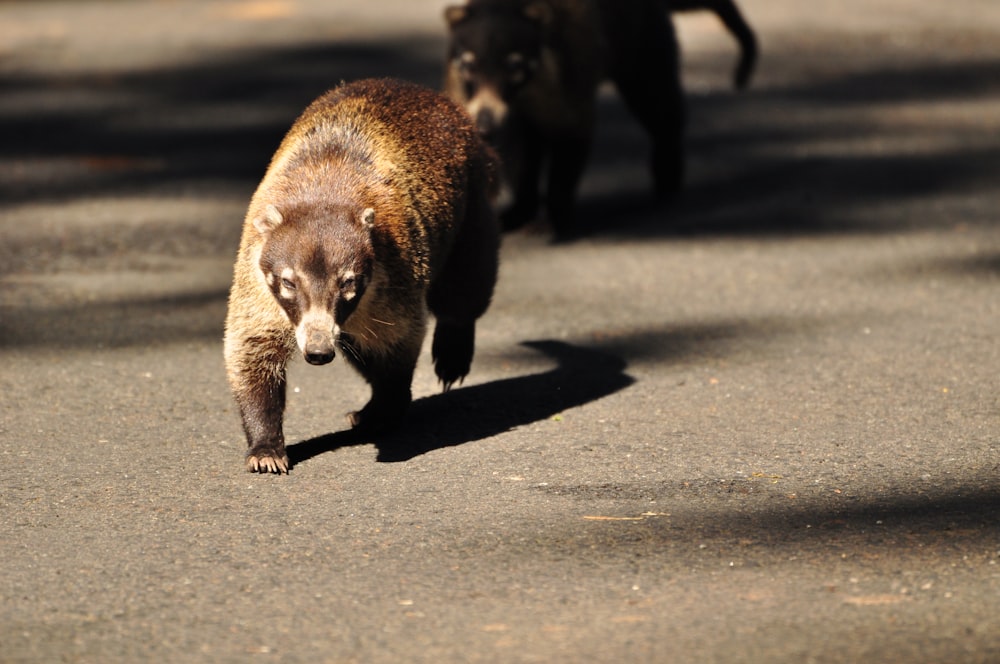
[1,1,998,662]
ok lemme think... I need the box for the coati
[442,0,757,237]
[223,78,500,473]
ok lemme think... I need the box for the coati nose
[304,348,335,366]
[475,109,497,137]
[303,330,336,365]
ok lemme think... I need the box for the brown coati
[442,0,756,237]
[223,78,500,473]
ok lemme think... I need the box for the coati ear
[523,1,553,25]
[444,5,469,27]
[253,204,284,236]
[360,207,375,230]
[444,5,467,27]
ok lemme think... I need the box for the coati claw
[432,321,474,389]
[439,376,465,393]
[246,451,289,474]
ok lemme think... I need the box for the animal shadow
[286,339,635,466]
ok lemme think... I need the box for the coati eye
[273,271,298,301]
[458,51,476,73]
[340,271,367,303]
[457,51,478,95]
[341,272,366,292]
[505,52,537,86]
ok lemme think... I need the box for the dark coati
[442,0,757,237]
[224,78,500,473]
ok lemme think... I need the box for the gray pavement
[1,1,998,662]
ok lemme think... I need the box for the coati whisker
[338,337,366,366]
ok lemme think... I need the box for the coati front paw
[546,199,578,240]
[246,447,289,474]
[347,397,408,434]
[499,199,540,232]
[651,148,684,199]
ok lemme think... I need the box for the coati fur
[443,0,756,237]
[223,78,500,473]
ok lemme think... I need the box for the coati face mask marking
[445,3,545,137]
[255,204,376,366]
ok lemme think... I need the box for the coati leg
[342,333,421,434]
[622,74,686,198]
[500,123,544,231]
[545,131,592,237]
[429,179,500,388]
[225,332,292,473]
[602,3,687,197]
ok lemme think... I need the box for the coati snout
[254,203,375,366]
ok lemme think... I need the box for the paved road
[2,1,998,662]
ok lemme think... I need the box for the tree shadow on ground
[0,287,228,348]
[3,36,999,233]
[4,35,1000,350]
[0,37,446,207]
[287,339,635,467]
[519,474,1000,570]
[566,55,1000,239]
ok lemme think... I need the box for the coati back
[224,78,500,473]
